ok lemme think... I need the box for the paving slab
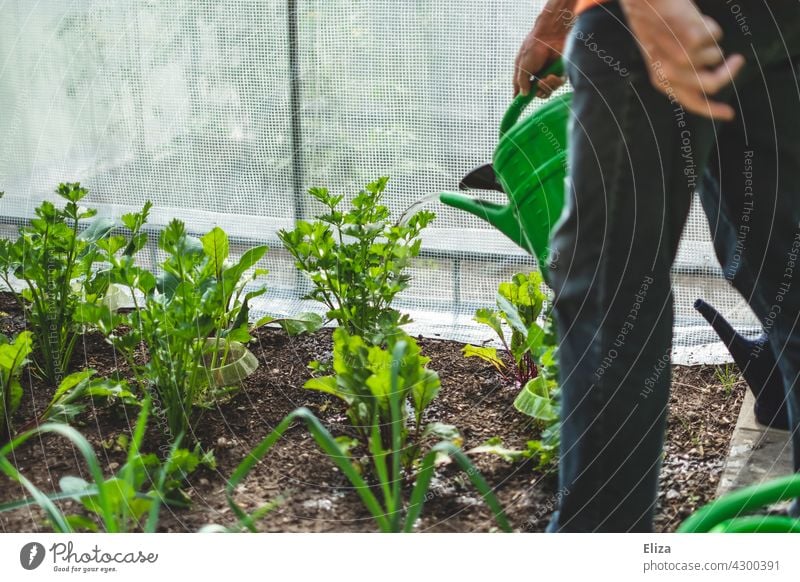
[717,391,793,506]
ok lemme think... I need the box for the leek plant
[225,341,511,532]
[0,398,210,532]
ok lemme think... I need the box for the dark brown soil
[0,293,744,532]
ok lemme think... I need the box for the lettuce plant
[305,328,443,466]
[279,177,434,344]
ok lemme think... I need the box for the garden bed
[0,292,744,532]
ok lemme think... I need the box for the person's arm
[619,0,745,120]
[514,0,577,97]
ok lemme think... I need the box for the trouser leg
[698,8,800,474]
[548,3,705,532]
[545,0,800,531]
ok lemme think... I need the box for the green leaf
[496,294,527,336]
[65,514,99,532]
[423,422,462,446]
[474,308,505,341]
[201,227,230,277]
[0,330,33,372]
[48,370,95,406]
[304,376,343,400]
[462,344,505,371]
[225,325,252,344]
[514,376,558,422]
[468,437,530,463]
[223,246,268,289]
[275,312,324,336]
[525,322,545,353]
[60,475,92,498]
[410,369,440,420]
[78,217,115,244]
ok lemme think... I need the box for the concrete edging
[716,390,793,505]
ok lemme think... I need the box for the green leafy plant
[510,318,561,468]
[0,332,33,438]
[464,271,561,468]
[0,398,211,532]
[463,271,552,386]
[0,186,151,387]
[0,183,122,386]
[225,341,510,533]
[279,177,435,343]
[7,369,136,442]
[715,363,740,396]
[85,219,272,439]
[306,328,452,467]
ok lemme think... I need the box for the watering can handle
[500,59,565,137]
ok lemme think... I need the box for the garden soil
[0,293,744,532]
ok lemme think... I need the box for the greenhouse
[1,0,799,567]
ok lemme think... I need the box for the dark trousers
[547,0,800,532]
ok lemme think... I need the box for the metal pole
[287,0,307,294]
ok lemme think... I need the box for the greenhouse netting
[0,0,760,363]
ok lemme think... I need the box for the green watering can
[440,60,571,272]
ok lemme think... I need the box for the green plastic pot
[203,338,259,388]
[678,473,800,533]
[440,60,571,272]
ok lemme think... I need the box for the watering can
[695,299,789,430]
[439,60,571,272]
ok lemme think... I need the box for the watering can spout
[439,192,526,250]
[694,298,789,430]
[694,298,759,365]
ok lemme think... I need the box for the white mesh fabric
[0,0,759,364]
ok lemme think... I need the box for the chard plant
[0,398,212,533]
[0,184,121,386]
[305,328,445,467]
[464,271,561,468]
[225,341,510,533]
[279,177,435,344]
[463,271,553,386]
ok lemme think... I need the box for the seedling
[0,398,211,532]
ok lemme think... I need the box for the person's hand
[514,5,571,97]
[620,0,745,120]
